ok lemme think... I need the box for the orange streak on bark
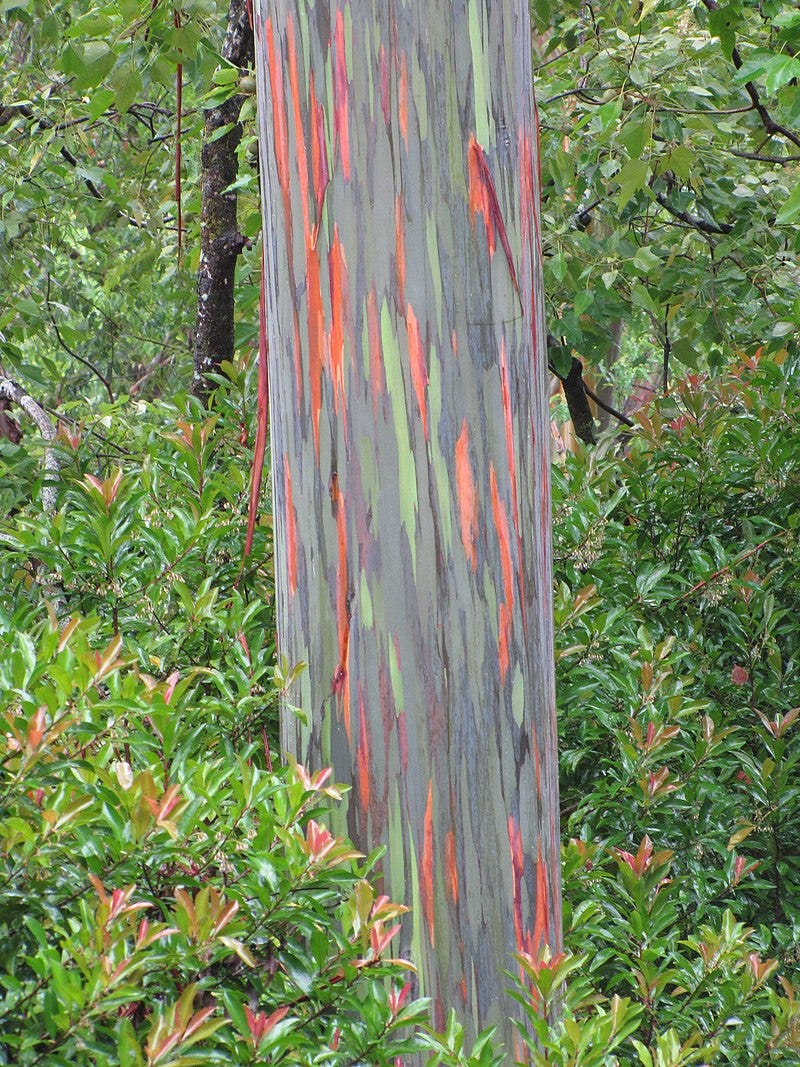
[455,421,478,570]
[367,287,384,413]
[328,226,348,417]
[357,688,370,813]
[283,454,297,595]
[444,829,459,904]
[533,844,550,954]
[309,71,329,246]
[468,136,521,298]
[398,51,408,145]
[491,465,513,681]
[421,781,435,947]
[406,304,428,439]
[333,9,350,179]
[467,135,495,254]
[395,194,405,308]
[286,16,310,235]
[306,243,325,458]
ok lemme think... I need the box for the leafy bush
[0,376,438,1065]
[538,352,800,1063]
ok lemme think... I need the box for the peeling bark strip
[0,377,58,513]
[192,0,254,396]
[254,0,560,1050]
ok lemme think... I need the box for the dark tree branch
[582,379,634,428]
[701,0,800,151]
[45,274,115,403]
[729,149,800,164]
[548,354,597,444]
[654,191,733,235]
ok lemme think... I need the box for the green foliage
[533,0,800,386]
[536,352,800,1063]
[0,382,447,1066]
[0,0,261,403]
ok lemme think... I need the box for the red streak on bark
[309,71,329,247]
[367,287,384,414]
[283,454,297,594]
[507,815,529,957]
[395,194,406,308]
[444,829,459,904]
[357,688,370,812]
[398,51,408,145]
[533,844,550,954]
[406,303,428,439]
[421,781,435,946]
[467,136,521,300]
[328,226,348,417]
[455,420,478,570]
[333,9,351,179]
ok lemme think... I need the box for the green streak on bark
[468,0,489,146]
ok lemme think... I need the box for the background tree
[254,0,560,1050]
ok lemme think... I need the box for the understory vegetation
[1,353,798,1064]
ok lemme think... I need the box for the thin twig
[45,274,115,402]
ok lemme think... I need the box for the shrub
[541,352,800,1063]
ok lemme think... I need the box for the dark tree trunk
[192,0,255,396]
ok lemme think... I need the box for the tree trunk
[254,0,560,1051]
[192,0,254,397]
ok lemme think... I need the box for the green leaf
[619,118,649,160]
[776,182,800,224]
[110,65,142,115]
[617,158,649,210]
[72,42,116,91]
[632,246,661,273]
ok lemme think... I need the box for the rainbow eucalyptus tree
[253,0,560,1048]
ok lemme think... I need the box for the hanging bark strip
[174,8,182,259]
[254,1,560,1052]
[243,245,270,561]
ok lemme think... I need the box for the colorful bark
[254,0,560,1050]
